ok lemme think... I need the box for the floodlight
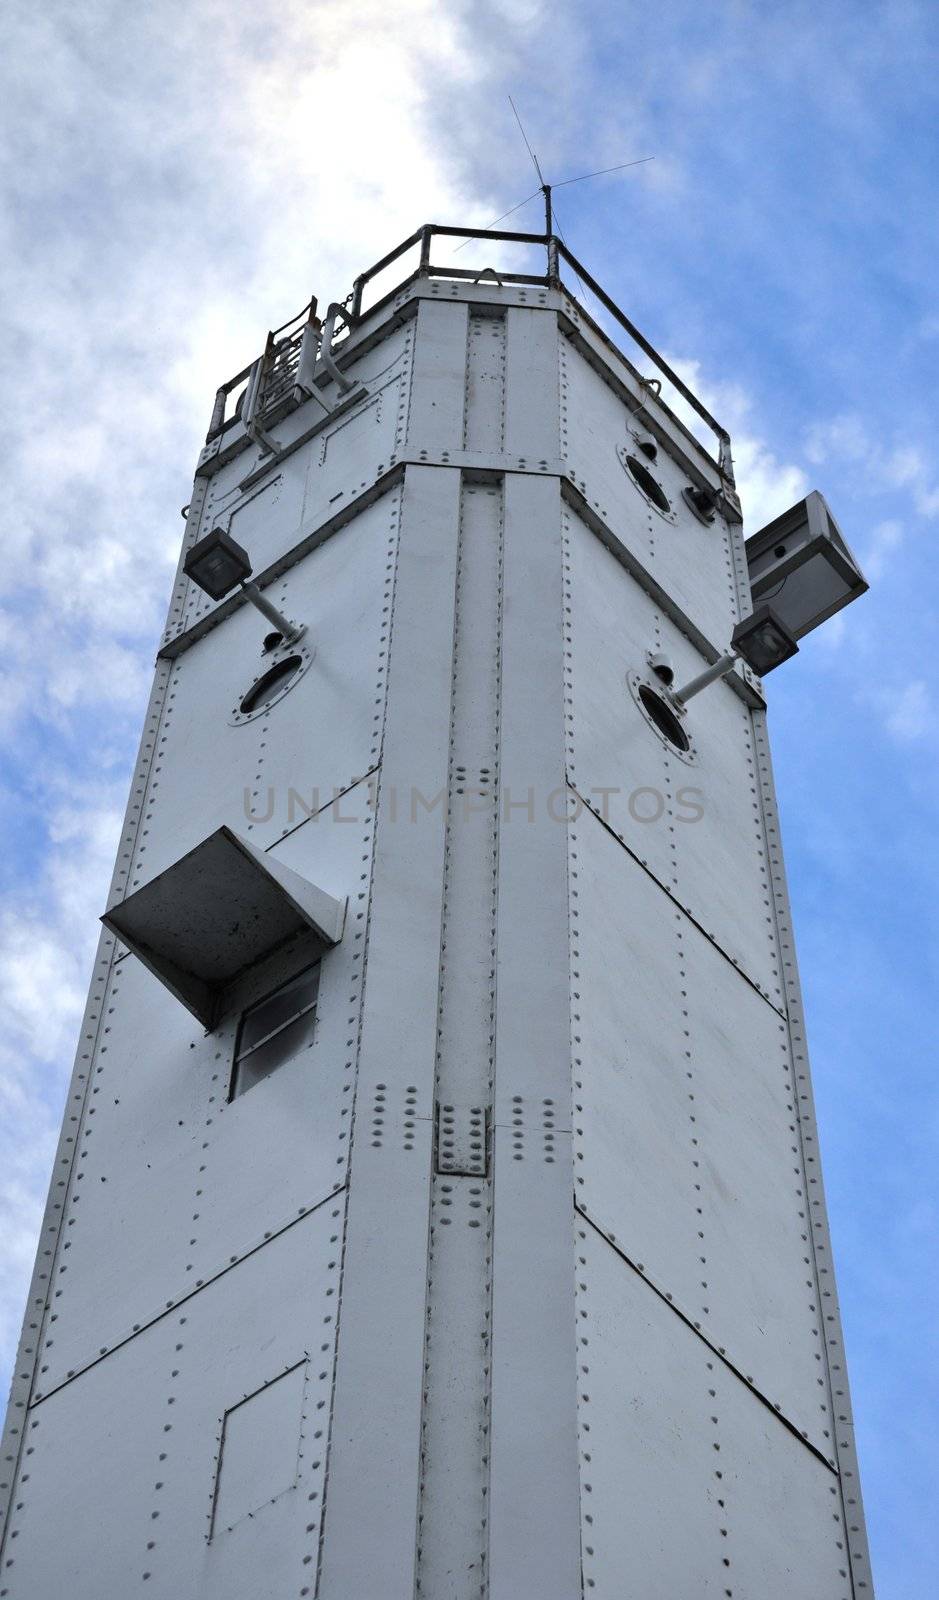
[730,605,799,676]
[670,605,798,706]
[184,527,252,600]
[745,490,868,639]
[183,525,305,645]
[671,493,863,705]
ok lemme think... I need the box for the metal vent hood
[102,827,345,1028]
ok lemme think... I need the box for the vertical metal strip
[415,479,503,1598]
[751,709,876,1596]
[487,473,581,1600]
[315,465,462,1600]
[463,309,506,455]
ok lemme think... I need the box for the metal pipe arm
[671,652,737,705]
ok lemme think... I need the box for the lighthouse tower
[1,224,875,1599]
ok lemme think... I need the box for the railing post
[419,225,432,271]
[547,234,560,284]
[207,386,227,440]
[719,435,736,487]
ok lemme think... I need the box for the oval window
[625,454,671,514]
[239,654,304,715]
[638,684,690,751]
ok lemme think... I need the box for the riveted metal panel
[34,792,372,1397]
[503,306,559,463]
[434,1103,489,1176]
[211,1360,307,1536]
[487,473,581,1600]
[569,809,834,1456]
[560,333,740,649]
[563,502,781,1003]
[317,465,461,1600]
[575,1224,852,1600]
[3,1203,342,1600]
[122,487,400,893]
[463,307,506,453]
[302,355,409,535]
[208,461,306,595]
[406,300,469,451]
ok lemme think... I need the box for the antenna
[454,120,652,256]
[508,94,551,234]
[452,97,654,295]
[505,97,583,294]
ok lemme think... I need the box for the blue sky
[1,2,936,1592]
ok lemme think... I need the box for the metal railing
[206,298,319,441]
[205,223,734,485]
[347,222,734,483]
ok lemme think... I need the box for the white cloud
[0,784,122,1072]
[866,677,933,745]
[862,519,904,581]
[806,413,939,521]
[804,413,871,467]
[0,781,123,1371]
[882,679,932,743]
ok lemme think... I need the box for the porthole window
[638,685,690,750]
[618,448,672,516]
[628,671,696,762]
[240,655,303,714]
[231,641,313,725]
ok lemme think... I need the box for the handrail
[346,222,734,481]
[213,222,735,484]
[553,240,733,473]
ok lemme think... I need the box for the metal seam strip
[415,474,503,1597]
[750,711,875,1596]
[313,485,404,1598]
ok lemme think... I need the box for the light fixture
[730,604,799,675]
[745,490,868,639]
[184,526,251,598]
[669,493,864,705]
[183,526,306,645]
[670,605,798,705]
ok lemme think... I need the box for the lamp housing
[731,605,799,676]
[745,490,868,640]
[184,526,253,601]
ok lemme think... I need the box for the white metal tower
[1,223,875,1599]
